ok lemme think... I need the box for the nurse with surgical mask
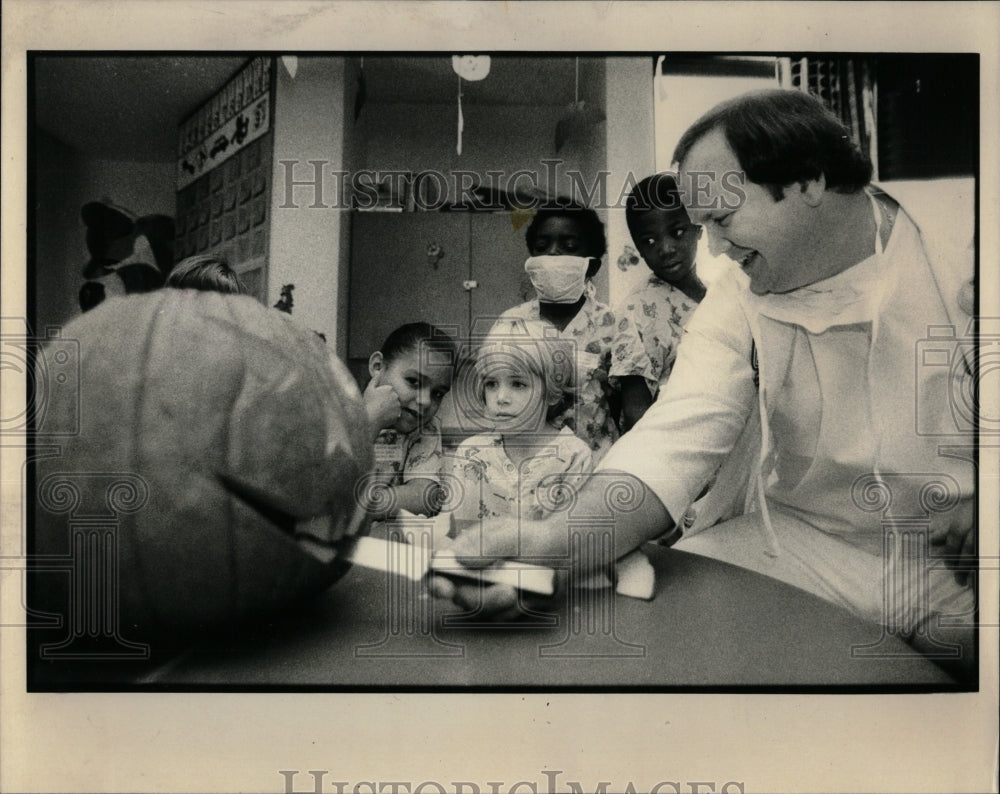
[488,201,621,461]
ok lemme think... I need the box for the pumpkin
[32,289,373,643]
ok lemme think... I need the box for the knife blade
[336,534,556,596]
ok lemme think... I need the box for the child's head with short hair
[369,322,457,434]
[473,319,574,433]
[166,255,246,295]
[524,200,607,281]
[625,173,702,286]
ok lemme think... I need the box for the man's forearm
[502,469,674,572]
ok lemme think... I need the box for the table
[103,544,959,689]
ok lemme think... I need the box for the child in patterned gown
[363,322,457,519]
[448,320,593,527]
[611,173,706,431]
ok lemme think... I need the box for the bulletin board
[174,56,275,303]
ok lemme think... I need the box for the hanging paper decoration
[451,55,491,82]
[280,55,299,80]
[555,57,606,152]
[456,73,464,155]
[451,55,491,155]
[273,283,295,314]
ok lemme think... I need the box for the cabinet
[348,211,532,359]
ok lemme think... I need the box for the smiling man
[676,90,880,297]
[441,89,977,679]
[656,90,976,670]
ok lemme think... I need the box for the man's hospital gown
[598,190,976,631]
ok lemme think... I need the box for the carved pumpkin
[33,290,372,643]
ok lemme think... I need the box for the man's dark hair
[672,89,873,200]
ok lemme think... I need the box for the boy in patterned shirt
[610,173,706,431]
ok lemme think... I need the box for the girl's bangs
[475,341,544,380]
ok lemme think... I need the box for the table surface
[109,543,959,690]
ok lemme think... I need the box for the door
[348,212,470,360]
[348,211,536,441]
[468,211,534,337]
[440,212,535,440]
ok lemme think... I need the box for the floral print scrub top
[447,428,593,522]
[609,276,700,396]
[372,416,444,485]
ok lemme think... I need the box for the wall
[337,57,365,363]
[359,102,609,216]
[603,57,656,308]
[33,128,175,333]
[356,60,610,302]
[268,56,350,344]
[34,129,86,334]
[879,177,976,250]
[570,57,609,302]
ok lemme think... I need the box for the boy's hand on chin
[364,373,401,432]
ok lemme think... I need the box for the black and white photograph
[2,2,998,793]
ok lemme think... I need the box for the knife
[216,470,556,596]
[336,533,556,596]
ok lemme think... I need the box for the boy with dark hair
[364,322,457,518]
[611,173,705,430]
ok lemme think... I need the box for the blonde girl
[448,320,593,523]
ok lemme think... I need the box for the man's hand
[426,471,673,618]
[426,514,570,618]
[364,372,401,438]
[929,494,976,586]
[426,574,532,623]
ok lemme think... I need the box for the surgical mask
[524,255,590,303]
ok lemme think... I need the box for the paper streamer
[457,74,464,155]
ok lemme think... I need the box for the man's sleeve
[597,274,758,523]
